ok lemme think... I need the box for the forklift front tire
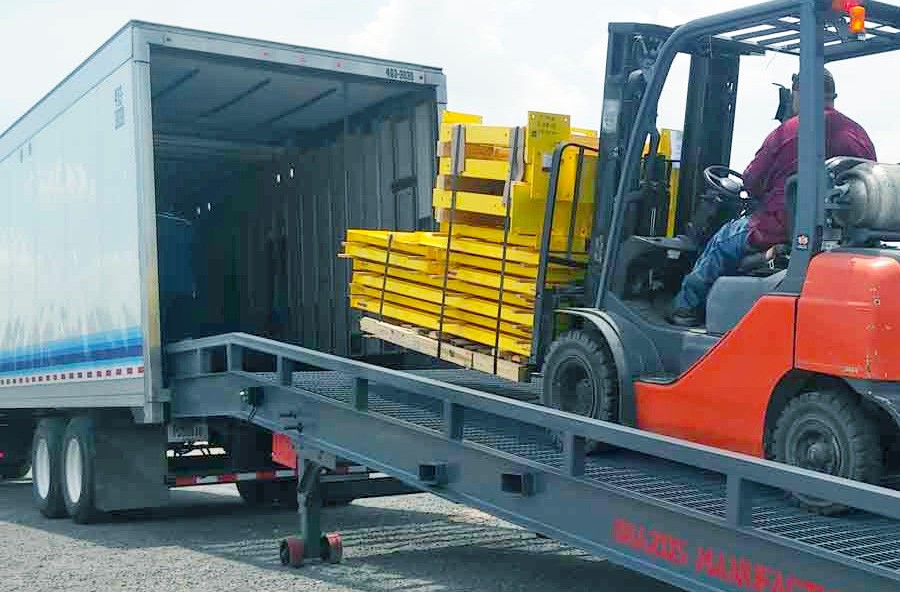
[541,329,619,452]
[771,390,883,515]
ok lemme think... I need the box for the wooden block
[435,175,506,196]
[434,209,504,228]
[437,142,511,161]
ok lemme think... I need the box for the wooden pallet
[360,317,529,382]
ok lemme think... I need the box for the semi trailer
[0,19,445,513]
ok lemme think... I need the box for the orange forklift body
[634,251,900,458]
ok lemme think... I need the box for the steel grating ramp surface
[255,368,900,574]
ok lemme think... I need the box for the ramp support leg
[298,459,324,558]
[280,456,343,567]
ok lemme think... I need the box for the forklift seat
[705,270,786,336]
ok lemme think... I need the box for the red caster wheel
[321,532,343,564]
[280,536,305,568]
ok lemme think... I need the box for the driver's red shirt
[743,107,877,249]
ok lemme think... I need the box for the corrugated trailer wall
[234,95,438,358]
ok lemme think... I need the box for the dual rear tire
[31,416,100,523]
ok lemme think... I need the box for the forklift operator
[669,69,877,327]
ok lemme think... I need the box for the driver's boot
[669,307,704,328]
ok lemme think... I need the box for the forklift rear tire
[541,329,619,453]
[771,390,883,515]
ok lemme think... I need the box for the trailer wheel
[32,418,68,519]
[772,390,883,515]
[541,329,619,452]
[0,461,31,480]
[61,417,101,524]
[280,536,305,567]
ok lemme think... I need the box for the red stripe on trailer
[170,469,300,488]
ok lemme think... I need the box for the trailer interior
[149,42,442,355]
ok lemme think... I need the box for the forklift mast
[587,24,747,302]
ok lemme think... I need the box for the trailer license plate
[167,421,209,443]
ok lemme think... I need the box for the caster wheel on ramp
[280,537,305,568]
[321,532,343,564]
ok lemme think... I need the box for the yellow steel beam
[345,229,430,256]
[340,242,443,274]
[439,157,510,181]
[352,259,534,308]
[351,272,533,326]
[439,123,511,146]
[350,284,531,338]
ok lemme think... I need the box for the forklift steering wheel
[703,166,746,201]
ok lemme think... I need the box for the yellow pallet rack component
[350,284,530,338]
[439,123,512,147]
[448,267,538,296]
[351,272,534,326]
[416,233,588,267]
[525,112,571,202]
[442,111,483,125]
[438,157,510,181]
[352,260,534,309]
[443,223,583,252]
[340,242,443,274]
[344,229,430,256]
[445,251,582,282]
[433,184,594,237]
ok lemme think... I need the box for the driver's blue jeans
[673,216,751,311]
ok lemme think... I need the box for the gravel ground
[0,477,679,592]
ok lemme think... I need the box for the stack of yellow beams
[342,228,586,359]
[338,110,597,370]
[341,110,678,376]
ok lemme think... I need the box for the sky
[2,0,898,170]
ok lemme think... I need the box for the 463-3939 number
[385,67,416,82]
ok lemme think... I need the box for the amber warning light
[833,0,867,35]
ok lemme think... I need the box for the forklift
[532,0,900,514]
